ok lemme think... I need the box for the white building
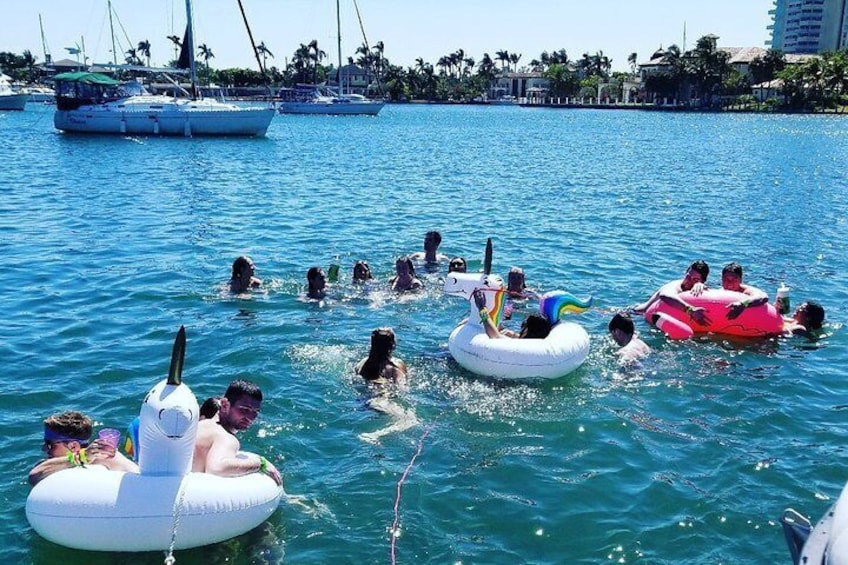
[768,0,848,54]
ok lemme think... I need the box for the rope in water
[390,426,430,565]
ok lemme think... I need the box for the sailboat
[278,0,384,116]
[53,0,274,136]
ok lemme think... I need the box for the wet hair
[608,312,635,336]
[307,266,325,290]
[804,301,826,330]
[224,380,263,404]
[231,256,253,280]
[353,261,372,281]
[358,328,397,381]
[448,257,467,273]
[689,260,710,283]
[200,397,221,419]
[722,262,743,279]
[520,314,551,339]
[507,267,526,293]
[395,256,416,276]
[44,411,92,441]
[425,231,442,247]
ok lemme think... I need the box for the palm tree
[256,41,274,74]
[197,43,214,84]
[125,47,140,65]
[137,40,151,67]
[307,39,326,85]
[495,50,510,71]
[167,34,182,64]
[508,52,521,72]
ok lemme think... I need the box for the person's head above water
[507,267,526,295]
[520,313,551,339]
[424,231,442,252]
[448,257,467,273]
[682,260,709,291]
[794,301,825,331]
[307,266,326,297]
[353,260,372,282]
[369,327,397,359]
[608,311,635,346]
[230,256,258,292]
[721,262,744,291]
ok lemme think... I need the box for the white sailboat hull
[278,99,384,116]
[0,93,28,111]
[55,95,274,136]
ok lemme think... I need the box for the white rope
[164,477,189,565]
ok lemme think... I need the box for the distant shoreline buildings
[768,0,848,53]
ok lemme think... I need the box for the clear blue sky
[4,0,775,72]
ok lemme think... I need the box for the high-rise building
[768,0,848,53]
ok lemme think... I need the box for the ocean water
[1,103,846,564]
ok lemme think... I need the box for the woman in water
[355,328,407,385]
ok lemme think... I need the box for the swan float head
[138,326,199,476]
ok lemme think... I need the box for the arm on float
[205,433,282,485]
[726,286,770,320]
[659,293,711,326]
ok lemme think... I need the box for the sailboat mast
[185,0,199,97]
[336,0,343,95]
[108,0,117,65]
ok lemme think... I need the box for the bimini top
[53,72,120,86]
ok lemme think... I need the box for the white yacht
[0,74,28,111]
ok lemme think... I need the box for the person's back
[356,328,407,386]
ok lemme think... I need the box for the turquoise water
[1,103,847,564]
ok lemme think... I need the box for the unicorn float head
[138,326,199,476]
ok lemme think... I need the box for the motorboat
[277,84,384,115]
[0,74,28,111]
[782,478,848,564]
[52,0,274,136]
[23,86,56,104]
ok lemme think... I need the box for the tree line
[2,33,847,110]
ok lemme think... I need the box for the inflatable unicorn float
[443,239,593,380]
[26,327,282,552]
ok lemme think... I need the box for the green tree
[137,40,151,67]
[197,43,214,84]
[543,63,579,97]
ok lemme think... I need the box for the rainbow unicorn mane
[540,290,593,322]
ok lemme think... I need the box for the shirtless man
[29,410,138,486]
[192,380,281,485]
[608,312,650,364]
[720,262,769,320]
[409,230,449,266]
[632,260,711,327]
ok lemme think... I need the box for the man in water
[720,262,769,320]
[409,230,448,266]
[192,379,281,485]
[632,260,711,326]
[29,410,138,486]
[352,260,373,282]
[229,256,262,293]
[783,301,825,337]
[608,312,650,364]
[448,257,467,273]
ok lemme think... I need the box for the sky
[3,0,776,73]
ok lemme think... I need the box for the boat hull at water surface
[54,95,275,137]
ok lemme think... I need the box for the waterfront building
[768,0,848,54]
